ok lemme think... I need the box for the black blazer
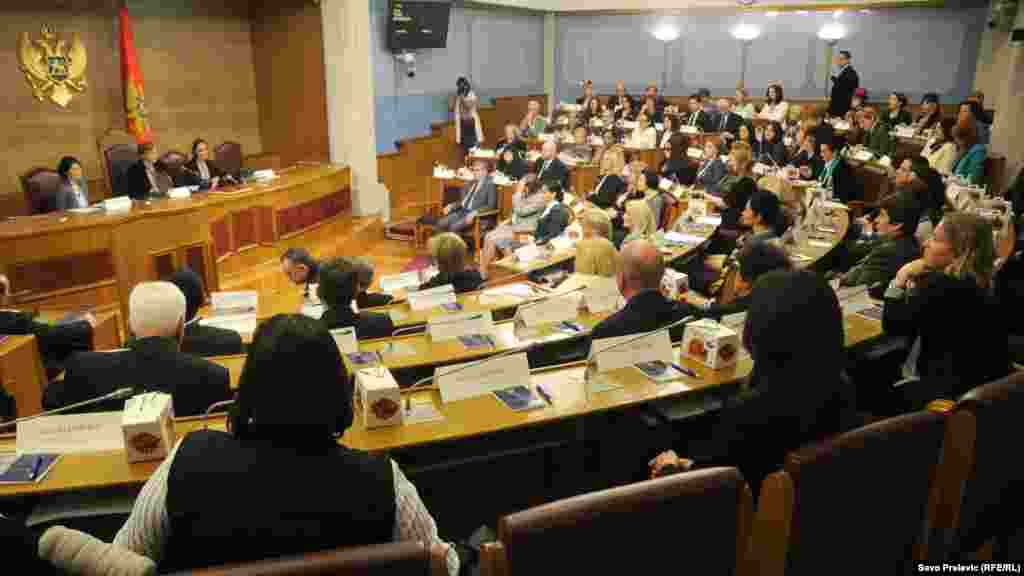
[357,292,394,309]
[660,159,697,186]
[883,273,1010,405]
[713,112,744,137]
[534,203,572,245]
[589,290,691,343]
[589,174,626,209]
[607,94,635,116]
[533,157,571,192]
[181,322,245,358]
[45,336,232,417]
[420,269,485,294]
[684,110,713,133]
[120,160,168,200]
[790,151,824,180]
[320,307,395,340]
[752,139,787,168]
[179,159,228,187]
[822,158,860,203]
[0,311,93,379]
[829,65,860,118]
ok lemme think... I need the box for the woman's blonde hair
[428,232,468,276]
[729,141,753,174]
[601,146,626,176]
[575,237,620,277]
[940,212,995,288]
[580,209,613,240]
[625,200,657,238]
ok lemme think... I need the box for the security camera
[395,51,416,79]
[407,65,417,79]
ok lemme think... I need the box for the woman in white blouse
[628,113,658,150]
[758,83,789,124]
[921,117,957,176]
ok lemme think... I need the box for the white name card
[199,314,257,338]
[589,330,673,374]
[680,125,700,135]
[436,352,531,403]
[379,271,424,293]
[408,284,456,311]
[330,326,358,354]
[103,197,132,212]
[211,291,258,315]
[581,275,622,314]
[168,186,192,199]
[895,126,916,138]
[428,310,494,342]
[515,243,542,263]
[515,294,580,328]
[17,412,126,455]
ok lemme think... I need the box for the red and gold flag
[119,6,151,144]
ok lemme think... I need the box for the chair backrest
[159,150,189,184]
[753,411,948,575]
[20,167,63,214]
[944,371,1024,556]
[483,467,752,575]
[166,541,436,576]
[98,129,139,198]
[105,143,140,198]
[215,141,243,178]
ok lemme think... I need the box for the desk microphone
[202,399,236,430]
[0,388,135,431]
[585,315,695,381]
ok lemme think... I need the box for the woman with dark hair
[885,93,913,128]
[758,83,789,124]
[495,124,528,180]
[913,93,942,134]
[181,139,232,186]
[658,113,679,150]
[582,95,604,130]
[652,270,850,487]
[167,268,244,357]
[951,121,987,184]
[55,156,90,211]
[754,121,787,167]
[454,76,483,155]
[659,133,696,185]
[921,117,957,175]
[112,314,459,574]
[318,258,395,339]
[958,100,990,145]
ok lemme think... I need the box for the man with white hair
[588,239,691,343]
[44,282,231,417]
[533,140,570,194]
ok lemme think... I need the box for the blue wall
[370,0,545,154]
[554,7,987,107]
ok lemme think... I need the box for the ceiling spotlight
[731,23,761,42]
[818,23,846,42]
[652,24,680,42]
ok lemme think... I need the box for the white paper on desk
[664,231,706,245]
[168,186,192,199]
[199,314,257,337]
[515,243,542,263]
[408,285,455,311]
[300,302,325,319]
[436,352,531,403]
[878,156,893,168]
[697,216,722,227]
[852,150,874,162]
[548,235,575,252]
[428,310,494,342]
[515,293,580,328]
[330,326,358,354]
[588,330,672,375]
[404,403,445,425]
[895,126,916,138]
[379,271,423,293]
[211,291,258,316]
[680,126,700,135]
[482,283,537,300]
[16,412,125,455]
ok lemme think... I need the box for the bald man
[533,140,570,194]
[44,282,231,417]
[589,239,691,342]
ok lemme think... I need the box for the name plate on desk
[514,293,580,329]
[211,291,258,316]
[588,330,673,375]
[680,126,700,135]
[330,326,358,354]
[428,310,494,342]
[379,271,423,293]
[168,186,193,199]
[17,412,125,455]
[102,197,132,212]
[436,352,531,403]
[408,285,456,311]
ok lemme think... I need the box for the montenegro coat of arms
[18,26,88,108]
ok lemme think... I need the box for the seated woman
[55,156,90,211]
[638,95,663,125]
[113,314,459,574]
[659,133,697,186]
[881,213,1010,412]
[574,237,620,277]
[181,139,233,187]
[787,131,823,181]
[496,122,526,156]
[921,117,957,176]
[620,199,657,247]
[421,233,485,293]
[578,208,613,241]
[581,96,605,129]
[913,93,942,135]
[521,100,547,138]
[884,93,913,128]
[694,140,728,197]
[721,124,753,156]
[659,113,680,150]
[681,241,792,321]
[712,142,758,236]
[168,268,245,357]
[627,113,657,150]
[318,258,394,339]
[752,122,786,167]
[757,83,789,124]
[588,146,627,209]
[616,96,637,123]
[951,121,987,185]
[651,270,849,487]
[734,86,756,120]
[480,178,547,274]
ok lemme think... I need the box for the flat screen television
[387,0,451,51]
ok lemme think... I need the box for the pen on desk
[28,455,42,480]
[672,363,698,379]
[535,384,553,406]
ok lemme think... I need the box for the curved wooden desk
[0,164,352,321]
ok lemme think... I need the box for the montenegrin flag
[119,5,151,144]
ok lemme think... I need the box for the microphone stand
[0,388,135,431]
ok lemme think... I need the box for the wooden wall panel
[0,0,262,218]
[250,1,329,168]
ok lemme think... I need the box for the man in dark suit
[829,50,860,119]
[534,140,570,193]
[423,160,498,234]
[589,239,691,343]
[840,193,921,289]
[120,142,172,200]
[714,98,744,141]
[280,247,321,299]
[317,258,395,340]
[818,138,859,203]
[350,257,394,309]
[607,81,634,119]
[168,268,244,358]
[44,282,231,417]
[575,80,595,110]
[684,95,712,133]
[860,107,894,157]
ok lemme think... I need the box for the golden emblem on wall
[18,26,88,108]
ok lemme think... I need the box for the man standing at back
[44,282,231,417]
[589,239,691,342]
[829,50,860,119]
